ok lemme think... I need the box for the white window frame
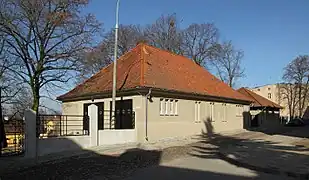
[174,100,178,115]
[160,99,164,115]
[160,98,179,116]
[197,102,201,122]
[222,103,227,122]
[236,105,243,117]
[212,103,215,122]
[195,101,201,123]
[170,99,174,115]
[165,99,169,115]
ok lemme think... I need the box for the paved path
[123,156,294,180]
[214,130,309,178]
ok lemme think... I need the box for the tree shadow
[243,111,309,139]
[189,118,309,179]
[0,133,289,180]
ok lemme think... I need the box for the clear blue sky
[48,0,309,111]
[84,0,309,88]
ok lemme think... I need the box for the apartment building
[249,84,289,117]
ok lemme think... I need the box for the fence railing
[106,110,135,130]
[36,110,136,138]
[2,117,25,156]
[37,115,89,138]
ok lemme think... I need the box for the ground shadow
[242,111,309,139]
[247,124,309,139]
[0,132,294,180]
[189,118,309,179]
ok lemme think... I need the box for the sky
[83,0,309,88]
[47,0,309,111]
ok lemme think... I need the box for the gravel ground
[0,142,198,180]
[0,130,285,180]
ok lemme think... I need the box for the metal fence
[37,115,89,138]
[36,110,136,138]
[2,118,25,157]
[107,110,135,130]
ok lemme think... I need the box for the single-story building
[57,43,252,143]
[237,87,282,128]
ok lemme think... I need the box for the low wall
[98,130,136,145]
[38,136,91,156]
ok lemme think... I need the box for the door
[251,115,259,127]
[95,102,104,130]
[83,104,90,132]
[110,99,133,129]
[84,103,105,130]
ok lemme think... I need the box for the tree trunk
[31,83,40,113]
[299,84,302,117]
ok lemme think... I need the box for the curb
[218,151,309,180]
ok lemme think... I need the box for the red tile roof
[237,87,282,109]
[58,43,251,102]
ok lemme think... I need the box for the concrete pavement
[124,156,294,180]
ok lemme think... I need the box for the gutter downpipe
[145,88,152,141]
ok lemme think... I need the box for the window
[160,99,164,115]
[165,99,169,115]
[195,101,201,122]
[257,88,260,91]
[170,99,174,115]
[236,105,243,117]
[222,103,227,122]
[160,98,179,116]
[209,102,214,122]
[268,93,272,99]
[268,87,271,91]
[174,100,178,115]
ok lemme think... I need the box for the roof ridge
[144,44,220,79]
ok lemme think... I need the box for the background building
[249,84,309,119]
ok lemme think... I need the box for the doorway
[110,99,133,129]
[83,102,104,130]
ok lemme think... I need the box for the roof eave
[58,86,252,105]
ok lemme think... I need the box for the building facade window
[268,93,272,99]
[209,102,214,121]
[170,99,174,115]
[165,99,169,115]
[160,99,164,115]
[222,103,227,122]
[236,105,244,117]
[195,101,201,122]
[174,100,178,115]
[160,98,179,116]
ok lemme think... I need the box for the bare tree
[211,41,244,87]
[0,34,22,105]
[144,14,183,54]
[181,23,219,66]
[78,24,144,80]
[0,0,101,112]
[279,83,298,119]
[282,55,309,117]
[113,24,144,55]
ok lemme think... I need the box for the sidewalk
[209,132,309,179]
[0,135,200,175]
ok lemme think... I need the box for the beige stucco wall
[62,96,143,135]
[250,84,290,117]
[136,96,250,142]
[62,95,250,143]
